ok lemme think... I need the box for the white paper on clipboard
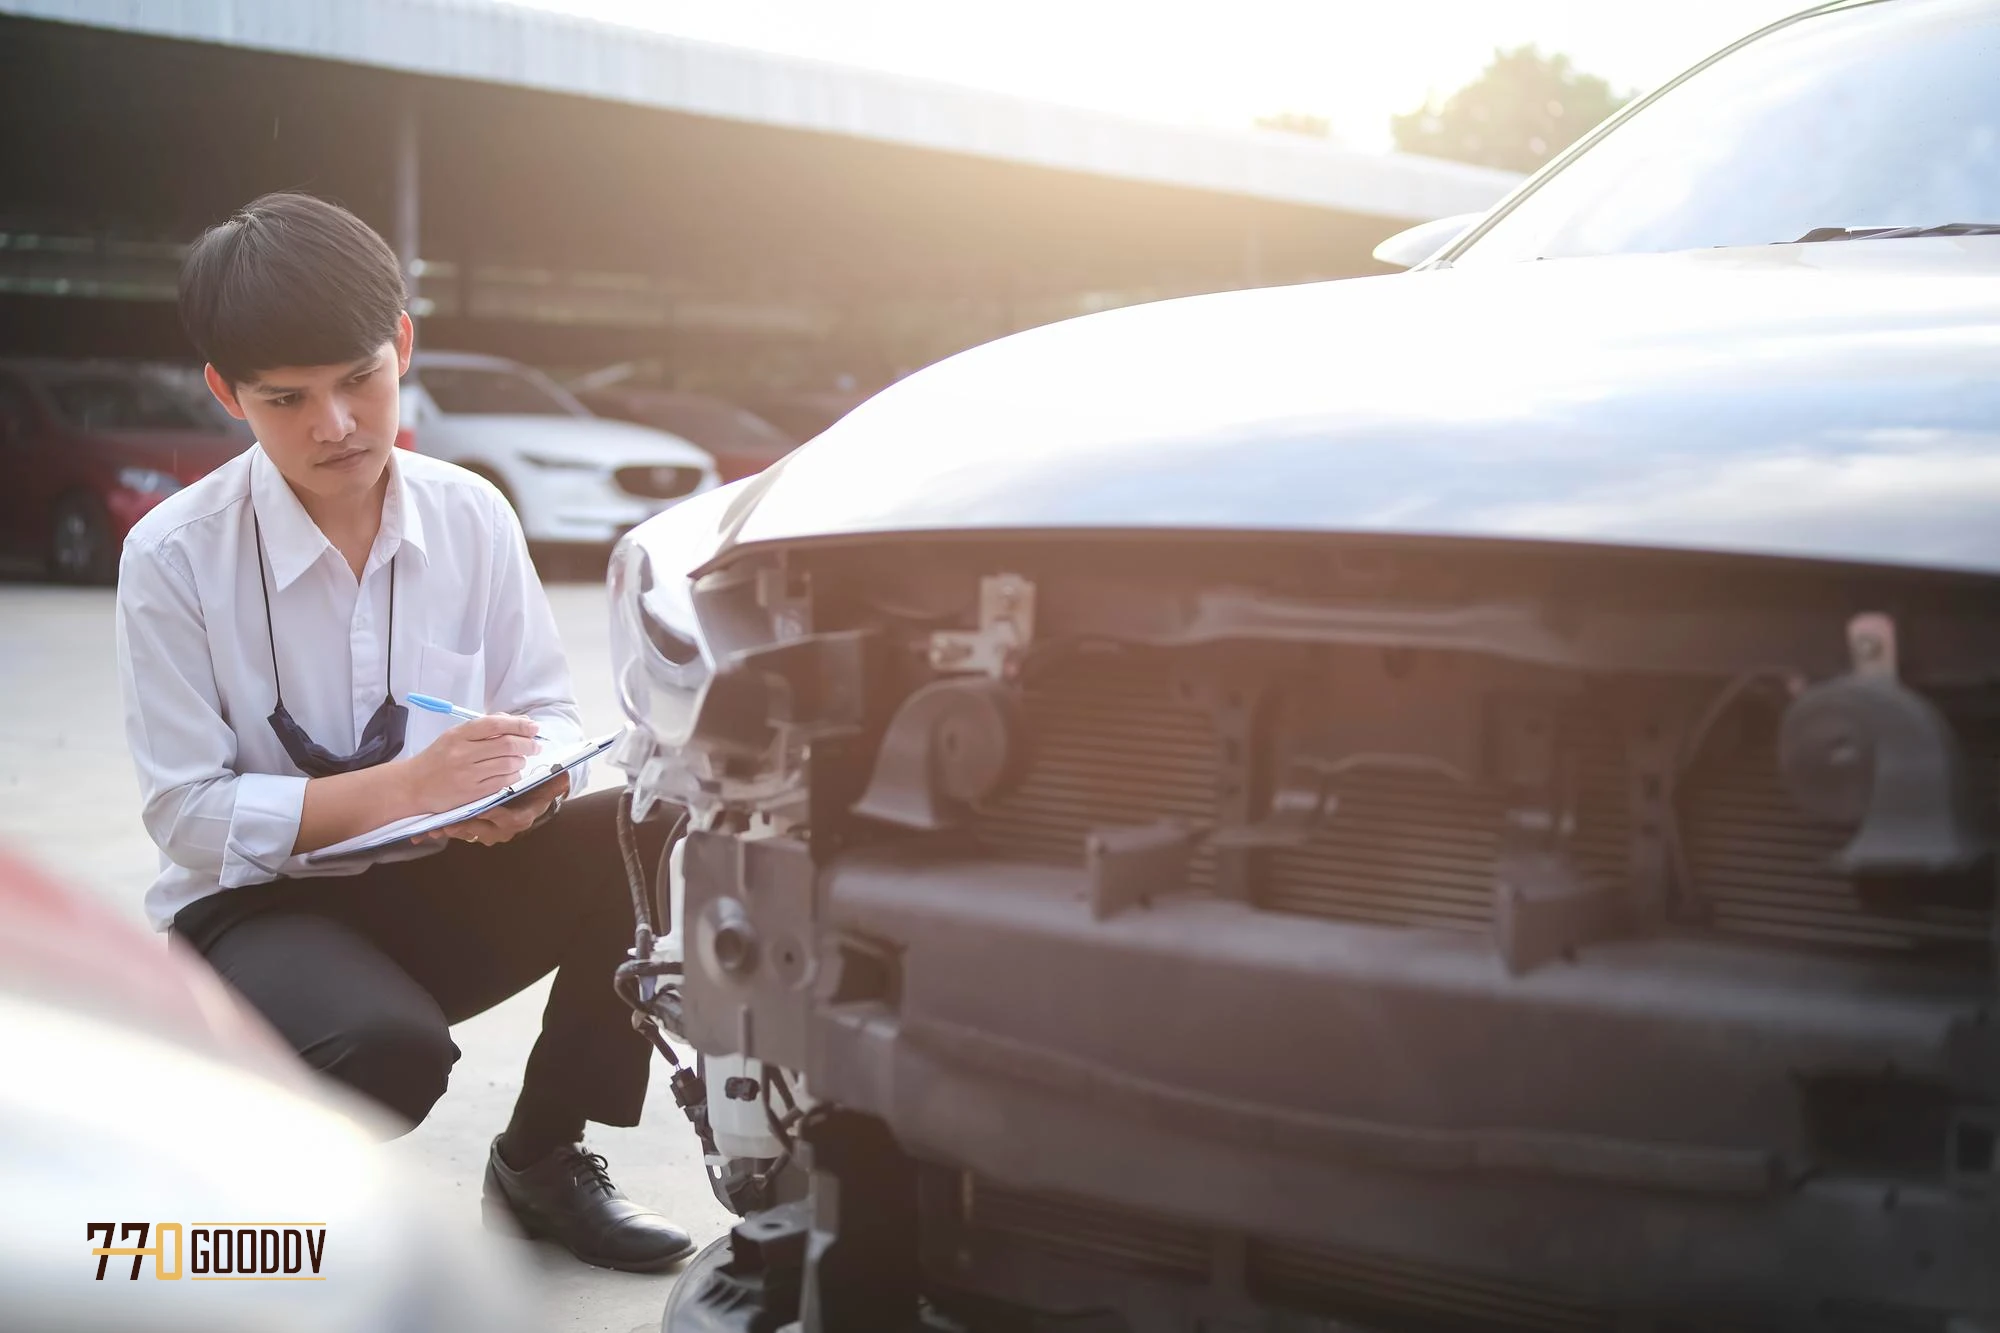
[304,732,618,863]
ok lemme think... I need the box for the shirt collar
[248,447,429,590]
[248,447,333,590]
[378,452,430,573]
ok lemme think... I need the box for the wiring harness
[610,789,804,1215]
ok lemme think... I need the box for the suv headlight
[519,452,598,471]
[608,535,712,751]
[607,481,811,820]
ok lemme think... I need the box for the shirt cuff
[220,772,310,888]
[534,713,590,791]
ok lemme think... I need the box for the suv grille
[967,656,1992,958]
[614,465,703,500]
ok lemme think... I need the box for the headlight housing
[117,467,183,495]
[607,482,814,820]
[518,452,598,471]
[608,535,712,752]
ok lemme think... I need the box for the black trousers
[171,788,670,1138]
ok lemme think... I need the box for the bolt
[712,921,757,975]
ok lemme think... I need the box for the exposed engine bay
[609,534,2000,1332]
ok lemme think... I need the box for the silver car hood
[714,239,2000,576]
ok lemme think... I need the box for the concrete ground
[0,576,736,1333]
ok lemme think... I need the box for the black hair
[178,192,406,386]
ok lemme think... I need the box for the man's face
[206,313,413,508]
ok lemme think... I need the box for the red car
[0,359,250,583]
[0,845,542,1330]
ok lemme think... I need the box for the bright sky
[513,0,1811,150]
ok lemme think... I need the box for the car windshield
[1453,0,2000,266]
[418,365,583,417]
[44,372,208,431]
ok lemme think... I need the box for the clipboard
[304,732,619,864]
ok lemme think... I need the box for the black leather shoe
[482,1137,694,1273]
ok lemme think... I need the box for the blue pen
[407,692,485,723]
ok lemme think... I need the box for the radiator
[968,656,1991,958]
[960,1177,1623,1333]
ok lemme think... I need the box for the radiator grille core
[967,656,1991,957]
[959,1177,1627,1332]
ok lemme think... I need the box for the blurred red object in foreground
[0,847,298,1077]
[0,844,540,1330]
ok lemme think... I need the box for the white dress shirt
[117,446,584,931]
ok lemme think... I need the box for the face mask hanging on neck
[253,511,408,777]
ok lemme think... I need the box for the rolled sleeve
[479,489,588,767]
[118,536,306,888]
[220,771,310,887]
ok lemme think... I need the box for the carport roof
[1,0,1520,223]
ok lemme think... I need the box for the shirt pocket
[409,642,488,754]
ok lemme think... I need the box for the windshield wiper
[1789,222,2000,243]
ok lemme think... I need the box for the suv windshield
[644,396,793,452]
[1453,0,2000,266]
[418,365,583,417]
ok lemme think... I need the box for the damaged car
[607,1,2000,1328]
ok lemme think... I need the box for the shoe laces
[568,1149,617,1198]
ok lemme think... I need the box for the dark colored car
[741,388,872,448]
[577,386,800,482]
[611,2,2000,1330]
[0,360,249,582]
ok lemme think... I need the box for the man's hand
[402,714,540,814]
[419,771,570,848]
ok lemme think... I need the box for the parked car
[142,362,257,445]
[0,360,250,582]
[574,386,799,482]
[610,2,2000,1330]
[740,387,871,447]
[399,351,718,551]
[0,846,538,1332]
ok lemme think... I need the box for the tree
[1391,46,1627,174]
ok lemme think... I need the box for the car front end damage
[607,511,2000,1332]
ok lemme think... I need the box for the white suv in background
[400,351,719,549]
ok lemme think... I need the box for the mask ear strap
[251,509,285,709]
[385,549,396,702]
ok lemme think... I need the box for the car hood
[725,239,2000,576]
[432,415,716,469]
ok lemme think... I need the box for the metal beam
[0,0,1520,224]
